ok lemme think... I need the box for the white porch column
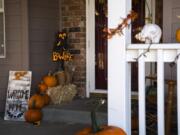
[108,0,131,134]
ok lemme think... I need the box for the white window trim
[86,0,107,97]
[0,0,6,58]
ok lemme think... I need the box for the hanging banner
[4,71,32,121]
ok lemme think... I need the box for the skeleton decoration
[135,23,162,43]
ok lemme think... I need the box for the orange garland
[103,10,138,39]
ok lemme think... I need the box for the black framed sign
[4,71,32,121]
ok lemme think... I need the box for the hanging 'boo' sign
[4,71,32,121]
[52,31,73,62]
[52,51,73,61]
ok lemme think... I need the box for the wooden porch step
[42,98,107,124]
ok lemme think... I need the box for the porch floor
[0,98,107,135]
[42,98,107,124]
[0,118,87,135]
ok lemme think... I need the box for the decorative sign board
[52,31,73,62]
[4,71,32,121]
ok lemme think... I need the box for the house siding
[1,0,86,112]
[0,0,29,112]
[61,0,86,96]
[163,0,180,81]
[29,0,59,93]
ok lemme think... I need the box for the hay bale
[47,84,77,104]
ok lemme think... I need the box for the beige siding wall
[0,0,59,112]
[171,0,180,42]
[163,0,180,80]
[163,0,180,43]
[29,0,59,92]
[0,0,29,112]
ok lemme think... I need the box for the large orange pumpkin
[75,100,126,135]
[176,28,180,42]
[75,125,126,135]
[28,94,45,109]
[38,82,48,94]
[24,109,42,123]
[43,72,57,87]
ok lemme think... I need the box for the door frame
[86,0,107,97]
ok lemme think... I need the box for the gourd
[43,72,57,87]
[38,82,48,94]
[75,100,126,135]
[24,109,42,123]
[28,94,45,109]
[176,28,180,42]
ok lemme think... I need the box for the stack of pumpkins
[24,72,57,125]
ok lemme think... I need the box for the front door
[95,0,108,90]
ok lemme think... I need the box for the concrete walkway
[0,118,88,135]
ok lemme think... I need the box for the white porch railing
[108,0,180,135]
[127,44,180,135]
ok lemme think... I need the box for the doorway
[86,0,107,96]
[86,0,163,96]
[95,0,108,90]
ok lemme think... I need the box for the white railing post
[138,50,146,135]
[177,50,180,135]
[108,0,131,134]
[157,49,165,135]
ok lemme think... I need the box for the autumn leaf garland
[103,10,138,39]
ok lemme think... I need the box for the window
[0,0,5,58]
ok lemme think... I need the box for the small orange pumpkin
[24,109,42,123]
[176,28,180,42]
[38,82,48,94]
[43,72,57,87]
[28,94,45,109]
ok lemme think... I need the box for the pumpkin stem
[91,99,106,133]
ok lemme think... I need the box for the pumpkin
[42,94,51,106]
[24,109,42,123]
[75,100,126,135]
[75,125,126,135]
[43,72,57,87]
[176,28,180,42]
[38,82,48,94]
[28,94,45,109]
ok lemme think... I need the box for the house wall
[29,0,59,93]
[163,0,180,43]
[0,0,86,112]
[60,0,86,96]
[0,0,29,112]
[163,0,180,81]
[170,0,180,42]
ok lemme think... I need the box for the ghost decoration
[135,23,162,44]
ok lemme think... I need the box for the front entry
[86,0,144,95]
[86,0,108,96]
[86,0,161,95]
[95,0,108,90]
